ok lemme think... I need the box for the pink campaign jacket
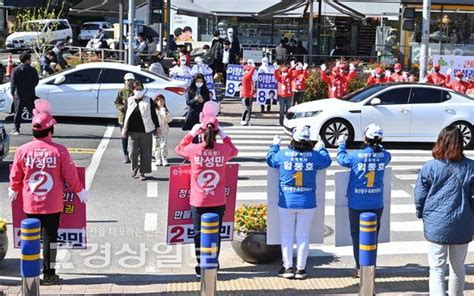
[10,137,84,214]
[175,134,238,207]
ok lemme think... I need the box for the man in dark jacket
[52,41,68,70]
[226,28,240,62]
[210,31,224,73]
[10,52,39,135]
[40,50,56,76]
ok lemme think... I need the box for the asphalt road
[0,110,473,286]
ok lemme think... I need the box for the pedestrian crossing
[224,125,474,256]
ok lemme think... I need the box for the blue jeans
[427,242,469,296]
[348,208,383,269]
[278,97,291,125]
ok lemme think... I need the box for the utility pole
[419,0,430,81]
[128,0,135,65]
[308,0,314,65]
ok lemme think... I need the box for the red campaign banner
[167,164,239,245]
[12,167,87,249]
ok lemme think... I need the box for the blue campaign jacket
[336,144,391,210]
[415,157,474,244]
[266,145,332,209]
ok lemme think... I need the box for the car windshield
[82,24,100,30]
[344,84,391,103]
[23,21,47,32]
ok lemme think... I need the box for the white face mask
[203,50,209,54]
[134,90,144,98]
[456,77,462,82]
[180,59,187,66]
[282,73,288,77]
[196,82,204,88]
[395,69,401,73]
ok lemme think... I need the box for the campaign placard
[225,64,243,97]
[204,73,216,101]
[432,55,474,80]
[266,167,327,245]
[167,164,239,244]
[12,167,87,249]
[334,168,392,247]
[171,74,193,87]
[256,73,278,105]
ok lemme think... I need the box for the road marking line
[308,241,474,257]
[144,213,158,232]
[85,124,115,190]
[9,147,97,154]
[237,189,411,201]
[147,182,158,198]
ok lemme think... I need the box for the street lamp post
[419,0,431,81]
[308,0,314,65]
[128,0,136,65]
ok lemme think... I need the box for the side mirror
[54,75,65,85]
[370,98,381,106]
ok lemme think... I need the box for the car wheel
[453,121,473,149]
[320,118,354,148]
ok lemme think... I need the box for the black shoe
[195,266,201,279]
[123,154,131,164]
[10,129,20,135]
[278,267,294,279]
[294,269,307,279]
[41,274,61,286]
[131,168,139,178]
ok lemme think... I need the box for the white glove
[314,137,325,151]
[320,64,327,72]
[77,189,88,204]
[385,70,391,78]
[446,68,452,76]
[336,134,347,147]
[273,62,278,69]
[218,129,227,139]
[290,60,296,68]
[8,187,18,202]
[247,59,254,67]
[272,135,281,145]
[349,64,356,72]
[190,124,201,137]
[370,69,376,77]
[402,71,408,79]
[303,63,308,70]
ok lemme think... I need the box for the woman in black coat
[182,73,211,131]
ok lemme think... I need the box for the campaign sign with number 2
[167,164,239,244]
[12,167,87,249]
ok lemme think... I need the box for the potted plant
[231,204,281,264]
[0,218,8,262]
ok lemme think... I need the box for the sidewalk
[1,100,474,295]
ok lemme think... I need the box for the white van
[78,21,112,42]
[6,19,72,52]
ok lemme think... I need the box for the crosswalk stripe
[238,167,421,177]
[238,179,336,187]
[309,241,474,257]
[237,189,412,201]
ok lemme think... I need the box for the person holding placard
[335,124,391,278]
[175,116,238,279]
[414,126,474,296]
[267,126,331,279]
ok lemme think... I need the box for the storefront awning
[69,0,148,17]
[170,0,215,17]
[256,0,307,17]
[402,0,473,4]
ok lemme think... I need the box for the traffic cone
[5,53,13,78]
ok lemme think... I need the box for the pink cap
[32,112,57,131]
[200,116,219,131]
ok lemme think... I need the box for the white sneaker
[155,158,162,166]
[162,158,168,166]
[240,120,247,126]
[247,122,252,126]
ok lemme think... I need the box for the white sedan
[0,62,187,120]
[284,84,474,148]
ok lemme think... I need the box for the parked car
[0,62,187,120]
[6,19,72,52]
[0,123,10,161]
[284,83,474,148]
[78,21,112,43]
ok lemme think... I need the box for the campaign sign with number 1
[225,64,243,97]
[12,167,87,249]
[167,164,239,244]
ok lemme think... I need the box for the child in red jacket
[274,64,293,126]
